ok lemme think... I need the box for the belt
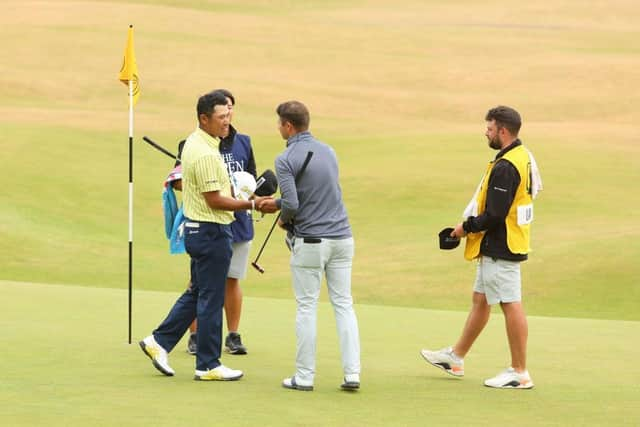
[303,237,322,244]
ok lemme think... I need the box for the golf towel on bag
[163,185,179,238]
[162,181,186,254]
[169,207,186,254]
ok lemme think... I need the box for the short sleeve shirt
[181,127,234,224]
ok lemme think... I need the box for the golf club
[251,151,313,274]
[251,212,281,273]
[142,136,180,162]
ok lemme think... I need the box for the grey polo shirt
[275,131,352,239]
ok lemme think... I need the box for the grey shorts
[228,241,251,280]
[473,256,522,305]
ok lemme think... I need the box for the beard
[487,136,502,150]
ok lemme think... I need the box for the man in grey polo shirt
[260,100,361,392]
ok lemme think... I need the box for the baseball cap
[439,227,460,250]
[254,169,278,196]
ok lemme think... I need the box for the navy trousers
[153,221,232,371]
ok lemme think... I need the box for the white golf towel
[527,149,543,199]
[462,149,543,219]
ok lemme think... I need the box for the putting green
[2,280,637,426]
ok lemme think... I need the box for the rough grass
[1,3,639,312]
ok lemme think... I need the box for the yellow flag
[118,25,140,104]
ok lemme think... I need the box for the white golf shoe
[420,347,464,377]
[341,373,360,391]
[139,335,175,376]
[194,365,243,381]
[282,376,314,391]
[484,367,534,389]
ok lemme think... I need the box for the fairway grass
[1,0,639,321]
[1,280,638,426]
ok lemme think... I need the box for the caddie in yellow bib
[421,106,542,390]
[464,144,534,260]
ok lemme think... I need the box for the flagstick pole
[128,78,134,344]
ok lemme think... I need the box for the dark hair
[211,88,235,105]
[485,106,521,135]
[276,101,310,131]
[196,91,229,118]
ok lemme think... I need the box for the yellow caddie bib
[464,145,533,260]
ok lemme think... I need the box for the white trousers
[290,237,360,385]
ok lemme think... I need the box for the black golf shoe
[225,332,247,355]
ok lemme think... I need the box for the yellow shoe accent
[194,365,243,381]
[143,343,160,359]
[139,336,174,376]
[195,371,223,381]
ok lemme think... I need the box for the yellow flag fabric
[118,26,140,104]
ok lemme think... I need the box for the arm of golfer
[254,160,295,218]
[202,190,274,213]
[256,151,313,218]
[273,157,298,224]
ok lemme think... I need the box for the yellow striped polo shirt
[181,127,234,224]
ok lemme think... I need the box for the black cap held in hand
[254,169,278,196]
[439,227,460,250]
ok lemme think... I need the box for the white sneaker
[484,367,534,389]
[420,347,464,377]
[341,374,360,391]
[139,335,175,376]
[194,364,243,381]
[282,376,314,391]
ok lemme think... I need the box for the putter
[251,212,281,273]
[251,151,313,274]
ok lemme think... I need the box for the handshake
[232,169,280,215]
[251,196,279,214]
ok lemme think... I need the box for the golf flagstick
[117,25,140,345]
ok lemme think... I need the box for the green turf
[1,1,639,424]
[1,280,638,426]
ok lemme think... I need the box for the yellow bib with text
[464,145,533,260]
